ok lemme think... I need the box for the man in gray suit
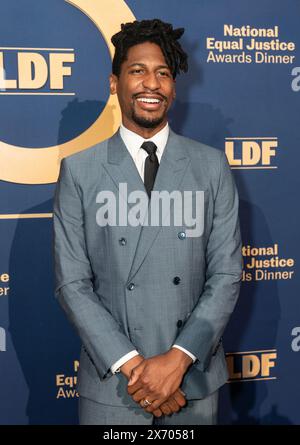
[53,19,242,425]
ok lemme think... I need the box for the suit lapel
[103,129,146,198]
[127,128,190,281]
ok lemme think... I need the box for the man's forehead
[125,42,168,65]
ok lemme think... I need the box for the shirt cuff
[111,350,139,374]
[172,345,197,363]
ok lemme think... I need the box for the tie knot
[141,141,157,156]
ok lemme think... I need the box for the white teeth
[136,97,161,104]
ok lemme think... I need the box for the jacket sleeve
[53,158,136,380]
[174,150,243,371]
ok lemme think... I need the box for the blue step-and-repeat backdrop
[0,0,299,424]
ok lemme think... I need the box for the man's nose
[142,72,160,90]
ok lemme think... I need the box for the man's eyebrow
[127,62,171,70]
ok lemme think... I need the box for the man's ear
[109,74,118,95]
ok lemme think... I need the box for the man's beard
[131,109,165,129]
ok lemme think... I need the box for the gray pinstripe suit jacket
[53,128,242,407]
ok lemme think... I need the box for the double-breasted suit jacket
[53,128,243,407]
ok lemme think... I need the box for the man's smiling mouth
[136,97,162,104]
[133,94,166,111]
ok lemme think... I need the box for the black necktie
[141,141,159,198]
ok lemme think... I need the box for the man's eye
[130,69,143,74]
[158,71,170,77]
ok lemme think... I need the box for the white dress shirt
[111,123,197,374]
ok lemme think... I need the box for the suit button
[119,237,127,246]
[177,320,183,328]
[173,276,181,285]
[127,283,135,291]
[178,231,186,240]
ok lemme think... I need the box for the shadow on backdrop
[8,96,116,425]
[219,187,288,424]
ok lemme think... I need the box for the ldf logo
[0,50,74,91]
[0,0,135,185]
[225,137,278,169]
[226,349,277,382]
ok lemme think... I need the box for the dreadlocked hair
[111,19,188,79]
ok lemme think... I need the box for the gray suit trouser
[79,391,218,425]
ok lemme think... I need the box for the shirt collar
[119,122,169,160]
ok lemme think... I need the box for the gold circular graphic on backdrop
[0,0,135,184]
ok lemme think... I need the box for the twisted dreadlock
[111,19,188,79]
